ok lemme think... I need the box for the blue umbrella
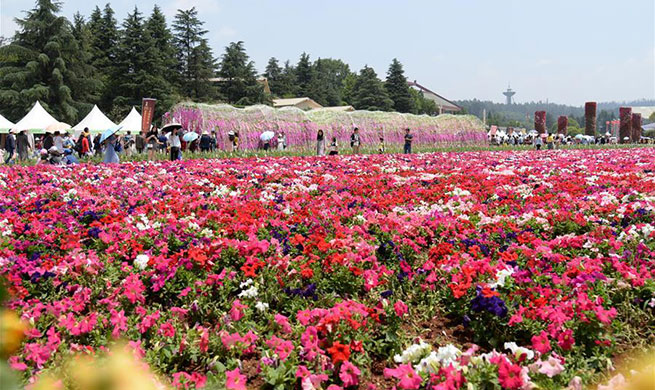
[183,132,199,142]
[100,125,123,143]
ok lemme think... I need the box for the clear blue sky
[1,0,654,105]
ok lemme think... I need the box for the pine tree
[70,13,102,115]
[295,52,313,96]
[276,61,298,97]
[0,0,99,122]
[263,57,282,97]
[145,6,179,107]
[173,7,216,100]
[88,3,119,113]
[217,41,265,105]
[385,58,414,113]
[111,7,173,119]
[352,66,393,112]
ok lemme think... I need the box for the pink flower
[230,299,247,321]
[384,364,422,389]
[497,359,524,389]
[159,322,176,338]
[394,300,408,317]
[557,329,575,351]
[110,309,128,339]
[536,356,564,378]
[339,360,361,387]
[531,331,551,355]
[225,368,247,390]
[274,314,293,333]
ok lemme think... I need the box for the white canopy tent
[117,107,142,134]
[0,114,15,134]
[73,105,116,133]
[14,101,59,133]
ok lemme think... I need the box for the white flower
[240,279,254,288]
[435,344,461,366]
[504,342,535,361]
[238,286,259,299]
[490,267,514,288]
[393,340,432,364]
[134,254,149,270]
[255,301,269,312]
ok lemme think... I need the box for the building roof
[273,97,323,109]
[73,105,117,133]
[117,107,142,133]
[312,105,355,112]
[407,81,461,112]
[15,101,59,132]
[631,106,655,119]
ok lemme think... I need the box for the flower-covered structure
[557,116,568,135]
[165,103,487,150]
[534,111,546,134]
[619,107,632,143]
[585,102,597,137]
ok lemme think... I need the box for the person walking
[93,134,102,156]
[200,131,212,152]
[53,131,64,151]
[378,136,385,154]
[277,132,287,151]
[102,135,121,164]
[5,130,16,164]
[135,131,145,154]
[16,130,30,161]
[350,128,361,154]
[546,133,554,150]
[168,128,181,161]
[316,130,326,156]
[534,134,543,150]
[403,128,413,154]
[146,126,159,160]
[80,131,91,156]
[43,131,54,151]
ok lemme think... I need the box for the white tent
[73,105,116,133]
[14,101,59,133]
[0,114,15,134]
[117,107,142,134]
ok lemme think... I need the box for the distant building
[273,97,323,110]
[407,81,461,114]
[312,105,355,112]
[631,106,655,119]
[503,84,516,105]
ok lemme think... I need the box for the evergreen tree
[276,61,298,97]
[88,4,119,113]
[0,0,99,122]
[173,7,216,100]
[341,73,358,105]
[310,58,351,106]
[295,52,313,96]
[352,66,393,112]
[217,41,265,105]
[385,58,414,113]
[111,7,173,119]
[263,57,282,96]
[145,6,179,107]
[70,13,102,115]
[410,88,437,115]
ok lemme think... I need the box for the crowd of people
[489,130,652,149]
[1,125,417,165]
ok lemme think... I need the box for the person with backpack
[350,128,361,154]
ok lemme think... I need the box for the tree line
[0,0,438,125]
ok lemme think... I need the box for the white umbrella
[46,122,72,133]
[260,131,275,142]
[183,132,199,142]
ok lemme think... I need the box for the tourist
[210,131,217,151]
[16,130,30,161]
[123,131,134,156]
[200,131,212,152]
[5,129,16,164]
[546,133,555,150]
[53,131,64,151]
[37,149,49,165]
[534,134,543,150]
[350,128,361,154]
[63,149,79,165]
[146,126,159,160]
[378,136,385,153]
[233,131,240,151]
[93,134,102,156]
[329,136,339,155]
[63,132,74,150]
[227,131,236,152]
[404,128,413,154]
[102,135,121,164]
[48,147,63,165]
[168,128,181,161]
[43,131,54,151]
[80,130,91,156]
[277,132,286,151]
[316,130,325,156]
[135,131,145,154]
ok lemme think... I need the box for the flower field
[166,103,487,150]
[1,148,655,389]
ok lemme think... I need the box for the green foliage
[217,41,266,105]
[410,88,438,115]
[172,7,217,102]
[352,66,393,112]
[0,0,100,123]
[385,58,414,113]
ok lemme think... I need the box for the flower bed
[1,148,655,389]
[165,103,487,151]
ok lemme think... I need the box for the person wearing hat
[4,129,17,164]
[200,131,212,152]
[80,129,91,156]
[37,149,49,165]
[53,131,64,151]
[16,130,30,161]
[48,146,63,165]
[102,135,121,164]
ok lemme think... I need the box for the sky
[1,0,654,106]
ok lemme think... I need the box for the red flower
[327,342,351,365]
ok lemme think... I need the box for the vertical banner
[141,98,157,134]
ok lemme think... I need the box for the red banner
[141,98,157,134]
